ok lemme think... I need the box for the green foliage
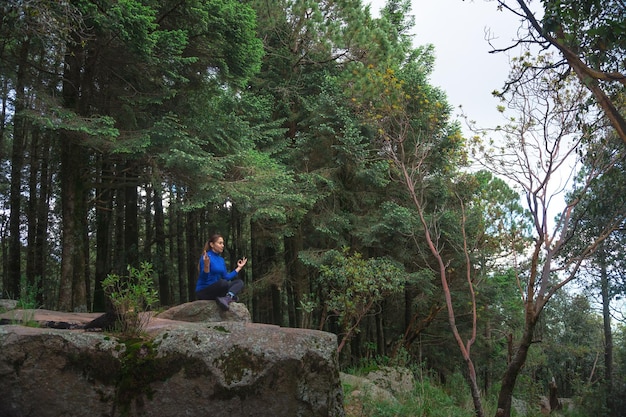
[541,0,625,74]
[342,364,475,417]
[318,248,406,350]
[225,148,315,229]
[1,276,41,327]
[3,0,624,413]
[16,275,41,310]
[102,263,159,337]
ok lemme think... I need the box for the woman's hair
[203,234,223,253]
[198,234,223,276]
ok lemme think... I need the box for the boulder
[340,372,397,404]
[156,299,251,323]
[0,298,18,311]
[363,366,414,397]
[0,307,345,417]
[340,366,415,405]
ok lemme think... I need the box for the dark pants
[195,278,244,301]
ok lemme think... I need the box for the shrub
[102,262,158,336]
[16,275,41,310]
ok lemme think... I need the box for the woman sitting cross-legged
[195,234,247,311]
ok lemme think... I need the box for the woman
[195,234,247,311]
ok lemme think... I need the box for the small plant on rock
[102,262,159,336]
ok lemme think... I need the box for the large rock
[0,299,18,311]
[0,308,344,417]
[340,366,415,406]
[156,299,251,323]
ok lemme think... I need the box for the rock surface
[156,299,251,323]
[0,301,345,417]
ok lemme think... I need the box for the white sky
[367,0,524,132]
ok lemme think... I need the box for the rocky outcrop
[340,366,415,405]
[0,302,344,417]
[155,299,251,323]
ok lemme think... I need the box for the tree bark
[124,168,139,268]
[93,159,114,312]
[58,36,88,311]
[171,188,187,303]
[7,39,30,299]
[58,136,88,311]
[33,135,51,307]
[599,244,614,415]
[143,183,153,261]
[154,186,169,306]
[495,307,537,417]
[285,230,306,328]
[26,131,39,291]
[186,209,200,301]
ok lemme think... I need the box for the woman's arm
[203,251,210,273]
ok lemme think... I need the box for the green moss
[63,335,210,416]
[214,346,265,385]
[65,350,121,387]
[209,325,230,333]
[115,339,160,414]
[114,337,209,416]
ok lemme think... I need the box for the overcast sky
[367,0,523,132]
[366,1,579,228]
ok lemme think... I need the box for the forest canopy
[1,1,625,417]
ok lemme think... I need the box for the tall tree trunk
[78,183,89,311]
[0,76,9,160]
[58,36,87,311]
[59,135,88,311]
[376,311,385,357]
[7,39,31,299]
[154,186,169,306]
[251,221,280,324]
[172,188,187,303]
[143,183,153,261]
[26,130,40,295]
[495,309,538,417]
[186,210,199,301]
[93,159,114,312]
[113,183,125,274]
[124,168,139,268]
[284,231,305,327]
[33,135,51,307]
[250,222,262,323]
[599,244,613,415]
[271,285,283,326]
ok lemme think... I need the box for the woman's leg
[195,280,230,300]
[216,279,245,311]
[226,279,244,298]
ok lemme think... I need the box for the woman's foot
[216,295,233,311]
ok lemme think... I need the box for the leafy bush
[102,262,158,336]
[343,363,476,417]
[11,275,42,327]
[317,248,406,352]
[16,275,41,310]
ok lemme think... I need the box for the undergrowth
[342,363,479,417]
[102,262,158,337]
[342,356,585,417]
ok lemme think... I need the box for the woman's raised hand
[203,251,210,272]
[236,257,248,271]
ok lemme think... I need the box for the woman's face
[210,237,225,254]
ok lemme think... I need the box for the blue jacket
[195,250,238,292]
